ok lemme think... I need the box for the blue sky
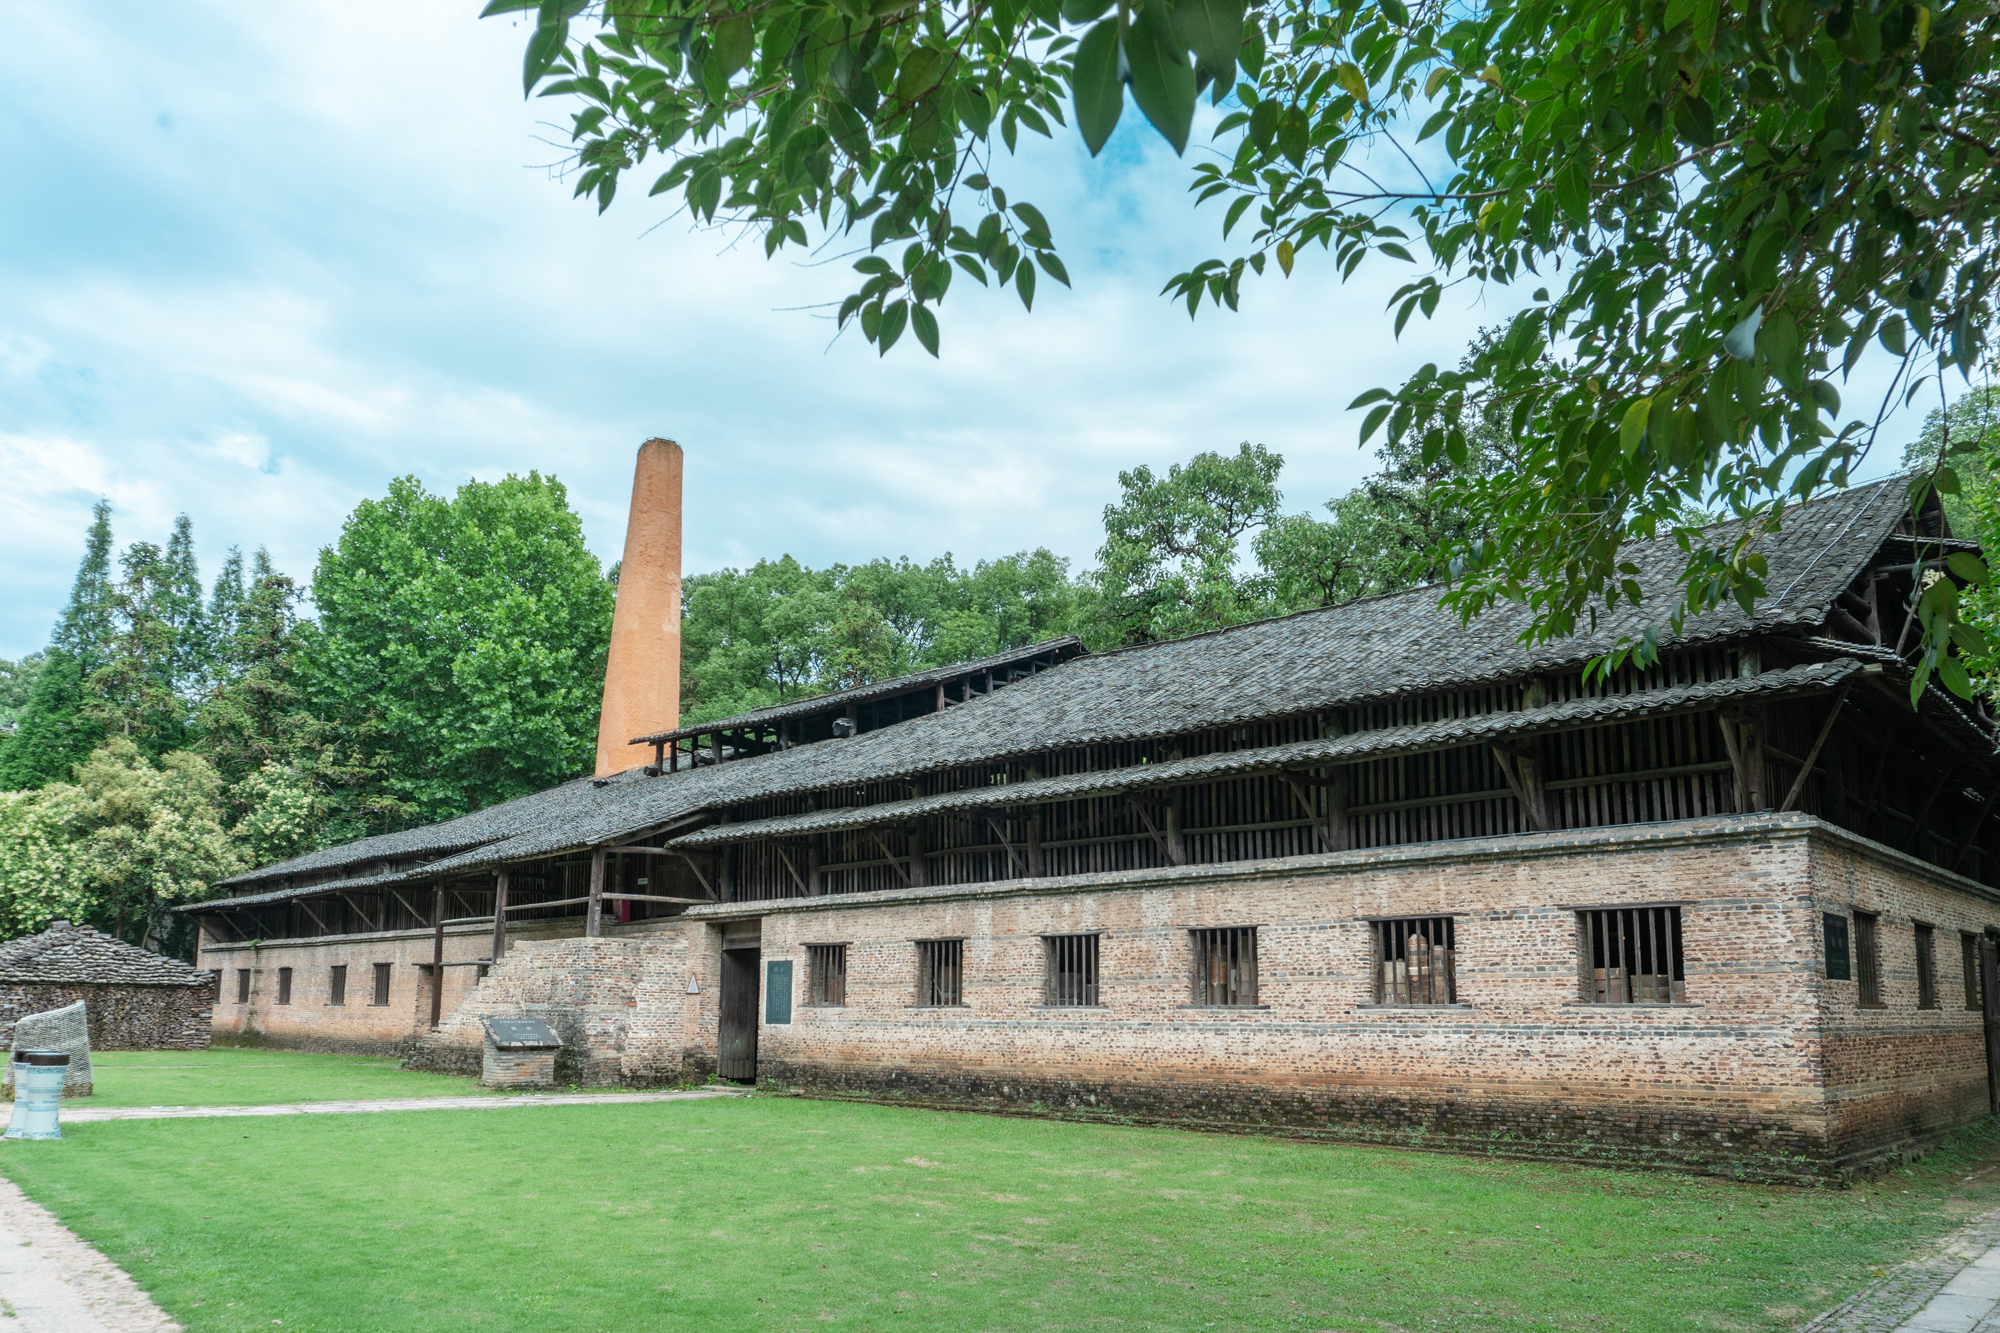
[0,3,1923,660]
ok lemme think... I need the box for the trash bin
[5,1051,69,1140]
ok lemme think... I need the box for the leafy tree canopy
[300,473,616,825]
[496,0,2000,697]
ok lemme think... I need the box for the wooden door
[719,947,760,1082]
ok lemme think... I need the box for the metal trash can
[5,1051,69,1140]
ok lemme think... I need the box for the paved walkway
[0,1176,178,1332]
[53,1086,744,1123]
[1807,1204,2000,1333]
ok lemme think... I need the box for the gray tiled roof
[194,477,1917,909]
[630,637,1083,745]
[667,658,1867,847]
[0,923,215,987]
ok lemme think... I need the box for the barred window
[1916,924,1937,1009]
[917,939,964,1007]
[372,962,392,1007]
[329,964,347,1007]
[1044,934,1101,1007]
[236,968,250,1004]
[1855,912,1883,1007]
[1373,917,1456,1005]
[276,967,293,1005]
[1190,927,1258,1006]
[1966,933,1983,1011]
[808,944,848,1006]
[1580,907,1685,1004]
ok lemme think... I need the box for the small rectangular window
[1856,912,1883,1007]
[807,944,847,1006]
[329,964,347,1007]
[476,963,490,982]
[917,939,964,1007]
[1373,917,1456,1005]
[1043,934,1101,1007]
[1916,924,1938,1009]
[1190,927,1258,1006]
[1825,914,1852,980]
[1965,933,1983,1011]
[276,967,292,1005]
[372,963,392,1006]
[1579,907,1685,1004]
[236,969,251,1004]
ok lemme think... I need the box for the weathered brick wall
[1807,839,1996,1170]
[404,925,692,1085]
[480,1042,557,1089]
[0,983,215,1051]
[710,815,1996,1180]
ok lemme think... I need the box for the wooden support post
[585,846,607,936]
[651,741,665,772]
[490,869,509,967]
[907,825,929,887]
[1491,745,1552,830]
[711,732,723,765]
[872,833,914,886]
[1026,811,1043,877]
[428,882,445,1030]
[1910,773,1953,852]
[1778,685,1850,813]
[670,739,679,772]
[807,842,823,896]
[1718,710,1767,811]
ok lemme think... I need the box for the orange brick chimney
[595,438,683,777]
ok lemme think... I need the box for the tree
[0,653,46,733]
[496,0,2000,693]
[1902,385,2000,537]
[0,501,116,789]
[0,785,95,939]
[84,540,195,754]
[301,473,616,826]
[1090,442,1285,644]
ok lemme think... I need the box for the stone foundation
[0,983,214,1053]
[481,1042,557,1089]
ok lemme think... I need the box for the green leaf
[1173,0,1245,85]
[1125,2,1197,154]
[523,15,570,95]
[1948,552,1990,586]
[480,0,540,15]
[912,304,941,357]
[878,300,909,354]
[713,15,755,77]
[1938,652,1974,699]
[1061,0,1115,21]
[1359,403,1392,444]
[1620,397,1652,457]
[1808,379,1840,416]
[1722,309,1761,360]
[1016,258,1037,310]
[1335,62,1369,104]
[1036,250,1072,286]
[1071,19,1125,155]
[1013,202,1053,241]
[1880,315,1908,356]
[1276,105,1309,167]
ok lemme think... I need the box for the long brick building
[184,457,2000,1179]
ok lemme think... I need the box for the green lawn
[3,1095,1997,1333]
[70,1047,497,1107]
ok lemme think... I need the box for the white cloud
[0,0,1933,661]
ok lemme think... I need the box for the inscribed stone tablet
[483,1017,561,1048]
[765,960,793,1025]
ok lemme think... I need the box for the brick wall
[480,1042,557,1089]
[706,814,1999,1180]
[403,924,693,1085]
[0,982,215,1051]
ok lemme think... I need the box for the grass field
[3,1092,1998,1333]
[75,1047,498,1107]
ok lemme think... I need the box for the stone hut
[0,922,217,1050]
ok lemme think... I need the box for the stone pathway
[0,1176,178,1332]
[1806,1204,2000,1332]
[51,1086,745,1123]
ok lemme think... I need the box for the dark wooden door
[719,947,760,1082]
[1981,937,2000,1115]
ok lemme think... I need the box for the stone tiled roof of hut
[200,477,1916,904]
[0,923,215,986]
